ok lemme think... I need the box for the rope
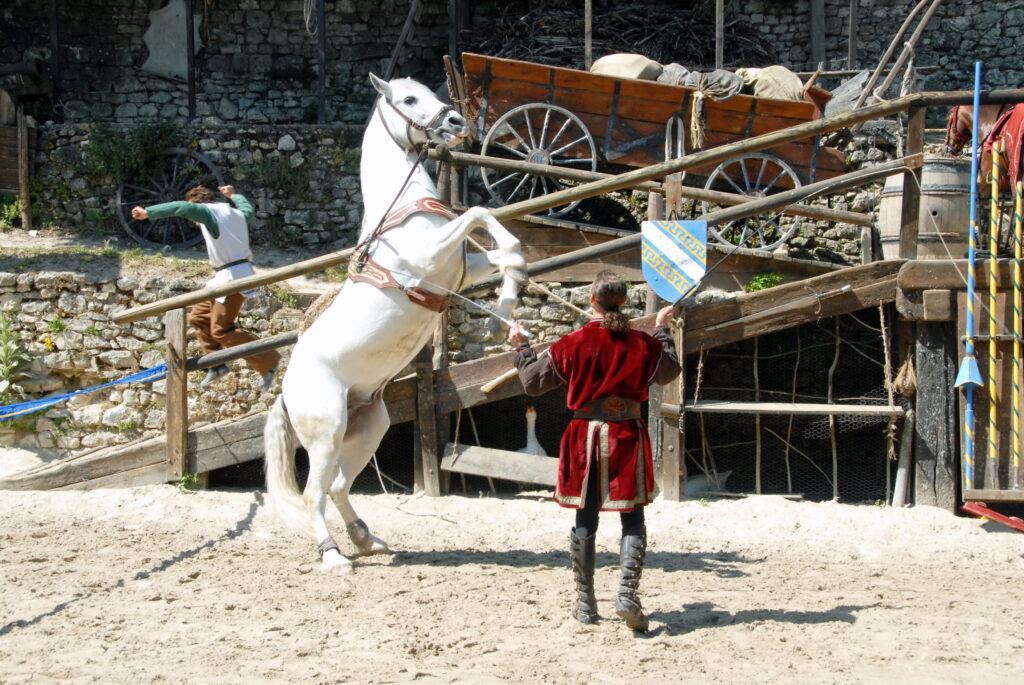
[0,364,169,422]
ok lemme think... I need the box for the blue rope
[0,364,169,422]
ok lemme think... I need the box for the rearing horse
[263,73,526,572]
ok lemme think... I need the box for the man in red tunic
[509,270,680,632]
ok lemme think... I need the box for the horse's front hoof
[360,536,390,556]
[320,549,354,574]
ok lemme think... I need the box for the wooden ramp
[441,443,557,487]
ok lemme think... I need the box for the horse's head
[369,72,467,150]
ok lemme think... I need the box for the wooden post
[898,106,926,259]
[715,0,724,70]
[164,309,188,480]
[646,192,665,477]
[432,319,451,493]
[48,0,61,111]
[16,106,31,232]
[847,0,859,68]
[316,0,326,123]
[185,0,195,120]
[585,0,593,70]
[913,320,960,510]
[811,0,826,66]
[414,344,442,496]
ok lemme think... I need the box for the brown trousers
[188,293,280,375]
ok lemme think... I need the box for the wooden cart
[456,53,847,250]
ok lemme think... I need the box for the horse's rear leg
[329,398,391,556]
[303,436,352,573]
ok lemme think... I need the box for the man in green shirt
[131,185,280,391]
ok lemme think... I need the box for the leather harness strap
[348,198,459,313]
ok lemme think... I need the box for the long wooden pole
[467,155,923,293]
[111,90,1024,325]
[432,148,873,226]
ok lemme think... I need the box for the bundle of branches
[460,0,777,71]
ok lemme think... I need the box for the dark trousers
[574,456,645,539]
[188,293,280,375]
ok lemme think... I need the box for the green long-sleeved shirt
[144,193,254,240]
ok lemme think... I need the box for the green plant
[115,419,141,433]
[85,324,102,336]
[72,122,182,184]
[0,194,21,230]
[248,155,310,198]
[0,312,32,405]
[322,264,348,283]
[176,472,203,492]
[267,283,298,308]
[744,272,784,293]
[47,317,66,332]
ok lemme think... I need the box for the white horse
[263,73,526,572]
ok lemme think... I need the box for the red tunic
[546,321,666,511]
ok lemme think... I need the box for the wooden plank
[962,489,1024,503]
[440,443,557,487]
[59,462,172,491]
[414,344,442,496]
[164,309,188,479]
[0,436,167,490]
[899,259,1013,290]
[684,260,903,332]
[914,320,959,510]
[666,400,904,416]
[17,108,31,231]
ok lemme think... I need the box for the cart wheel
[480,104,598,218]
[115,147,225,249]
[700,153,803,251]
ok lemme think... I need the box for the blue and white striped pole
[954,61,985,491]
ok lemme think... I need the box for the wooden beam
[414,344,442,496]
[186,0,195,120]
[164,310,188,480]
[316,0,326,123]
[914,320,959,510]
[16,106,31,231]
[664,401,904,416]
[811,0,826,65]
[441,443,557,487]
[434,148,873,226]
[715,0,724,69]
[898,106,926,259]
[847,0,859,68]
[962,489,1024,503]
[585,0,593,70]
[899,259,1014,290]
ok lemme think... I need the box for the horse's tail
[263,396,314,538]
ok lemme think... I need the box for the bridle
[375,96,455,151]
[353,94,457,271]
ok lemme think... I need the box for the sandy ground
[1,484,1023,684]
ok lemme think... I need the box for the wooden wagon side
[461,53,845,185]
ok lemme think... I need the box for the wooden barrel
[878,157,972,259]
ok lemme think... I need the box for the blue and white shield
[641,220,707,304]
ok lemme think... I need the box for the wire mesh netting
[682,308,904,503]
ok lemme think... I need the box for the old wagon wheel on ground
[700,153,803,251]
[115,147,224,249]
[479,103,598,218]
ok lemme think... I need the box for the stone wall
[3,0,450,126]
[32,122,365,248]
[0,266,300,454]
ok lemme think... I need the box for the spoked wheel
[115,147,224,249]
[700,153,803,251]
[480,104,598,218]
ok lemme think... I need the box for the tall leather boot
[569,528,598,624]
[615,532,649,632]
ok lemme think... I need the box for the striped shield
[641,220,707,304]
